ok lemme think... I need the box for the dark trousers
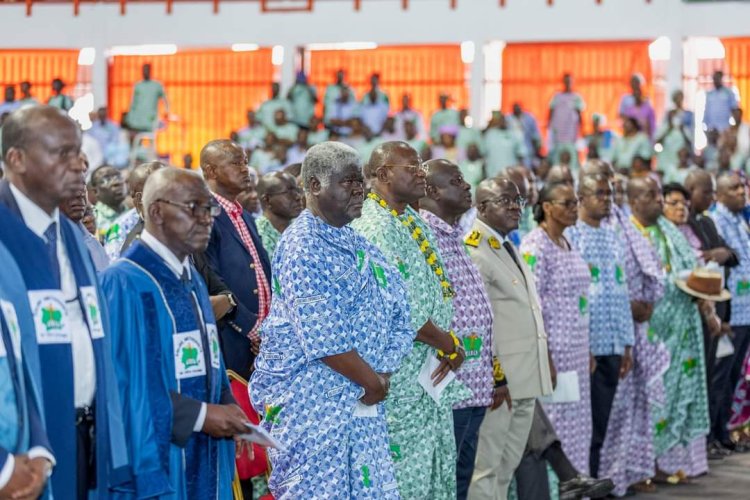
[453,406,487,500]
[715,326,750,444]
[590,355,621,477]
[76,408,96,500]
[515,452,551,500]
[515,440,580,499]
[708,330,732,444]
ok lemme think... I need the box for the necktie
[180,268,212,393]
[503,240,525,278]
[44,222,61,286]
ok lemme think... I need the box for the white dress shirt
[9,183,96,409]
[139,231,207,432]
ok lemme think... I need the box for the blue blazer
[203,207,272,380]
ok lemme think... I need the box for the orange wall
[501,41,653,144]
[308,44,469,124]
[108,48,274,165]
[723,37,750,117]
[0,49,79,103]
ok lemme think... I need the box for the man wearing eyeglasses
[0,105,130,498]
[565,174,635,480]
[90,165,127,241]
[101,167,246,499]
[255,171,304,257]
[465,177,553,500]
[199,139,272,380]
[351,141,469,499]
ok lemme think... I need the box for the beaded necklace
[368,192,455,298]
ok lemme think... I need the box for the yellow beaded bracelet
[438,330,461,360]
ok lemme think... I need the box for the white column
[91,44,108,107]
[278,44,297,91]
[468,40,484,129]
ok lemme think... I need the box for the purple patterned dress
[598,206,669,495]
[520,227,592,474]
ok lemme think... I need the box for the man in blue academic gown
[0,105,130,499]
[0,241,53,499]
[101,167,247,499]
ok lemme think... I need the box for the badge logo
[371,262,388,288]
[173,330,206,379]
[463,333,482,361]
[389,444,402,461]
[464,230,482,248]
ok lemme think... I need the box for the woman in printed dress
[520,182,592,474]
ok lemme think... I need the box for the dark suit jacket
[202,207,271,379]
[688,212,738,322]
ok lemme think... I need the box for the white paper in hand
[418,355,455,403]
[717,334,735,359]
[539,370,580,404]
[238,422,286,451]
[353,401,378,418]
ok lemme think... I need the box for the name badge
[27,290,71,344]
[0,300,22,360]
[207,324,221,370]
[80,286,105,339]
[173,330,206,379]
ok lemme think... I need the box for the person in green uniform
[126,63,169,132]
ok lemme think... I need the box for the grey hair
[301,141,362,193]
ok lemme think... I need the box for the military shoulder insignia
[465,230,482,248]
[488,236,502,250]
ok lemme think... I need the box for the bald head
[627,176,663,225]
[475,177,517,205]
[497,166,529,199]
[257,171,289,198]
[424,158,457,186]
[2,105,79,160]
[199,139,240,170]
[142,167,214,259]
[580,159,615,181]
[142,168,205,217]
[2,105,84,213]
[626,176,653,201]
[129,161,166,194]
[684,169,712,193]
[366,141,419,178]
[546,165,574,186]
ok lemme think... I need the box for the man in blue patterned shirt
[565,174,634,477]
[250,142,413,498]
[711,172,750,448]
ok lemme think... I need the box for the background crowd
[0,58,749,500]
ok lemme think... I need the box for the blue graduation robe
[0,241,50,490]
[0,195,131,499]
[100,240,235,499]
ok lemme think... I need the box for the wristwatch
[224,292,237,313]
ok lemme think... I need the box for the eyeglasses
[482,195,527,209]
[383,163,428,175]
[155,199,221,218]
[549,199,579,209]
[582,189,613,201]
[267,187,303,198]
[664,199,690,207]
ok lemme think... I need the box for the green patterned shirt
[351,197,468,500]
[255,215,282,258]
